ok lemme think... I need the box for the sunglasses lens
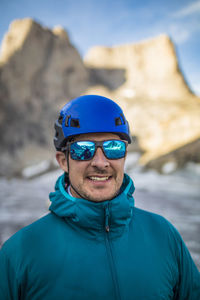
[70,140,126,161]
[103,140,126,159]
[70,141,95,160]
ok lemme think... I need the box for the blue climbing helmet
[54,95,132,150]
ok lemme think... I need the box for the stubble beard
[70,176,120,202]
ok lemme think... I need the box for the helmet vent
[120,113,126,124]
[70,118,80,128]
[58,115,63,125]
[65,115,71,127]
[115,117,122,126]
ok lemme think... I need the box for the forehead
[73,132,121,141]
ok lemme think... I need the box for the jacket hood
[49,173,135,239]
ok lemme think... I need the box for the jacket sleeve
[0,247,21,300]
[172,226,200,300]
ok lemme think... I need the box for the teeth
[90,176,109,181]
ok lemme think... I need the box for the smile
[88,176,110,181]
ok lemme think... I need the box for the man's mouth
[87,176,111,182]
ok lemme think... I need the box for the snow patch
[22,160,51,178]
[162,161,177,174]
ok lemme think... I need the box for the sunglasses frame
[61,139,128,161]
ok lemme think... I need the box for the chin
[87,190,118,202]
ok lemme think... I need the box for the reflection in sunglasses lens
[70,140,126,161]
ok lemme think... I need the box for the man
[0,94,199,299]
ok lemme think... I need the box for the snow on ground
[0,152,200,270]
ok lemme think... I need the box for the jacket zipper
[104,203,121,300]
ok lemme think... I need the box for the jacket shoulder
[1,213,60,254]
[133,206,171,225]
[133,207,182,244]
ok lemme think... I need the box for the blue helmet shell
[54,95,132,150]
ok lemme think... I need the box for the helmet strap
[65,149,91,200]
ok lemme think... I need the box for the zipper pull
[105,224,110,233]
[105,204,110,232]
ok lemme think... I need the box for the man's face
[56,132,126,202]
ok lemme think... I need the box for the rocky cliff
[84,36,200,167]
[84,35,193,100]
[0,18,89,176]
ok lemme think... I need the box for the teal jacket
[0,173,200,299]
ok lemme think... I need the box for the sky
[1,0,200,95]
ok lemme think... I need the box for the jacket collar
[49,173,135,239]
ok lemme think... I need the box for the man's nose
[90,147,109,169]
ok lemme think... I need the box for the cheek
[69,160,88,178]
[113,160,125,179]
[117,159,125,171]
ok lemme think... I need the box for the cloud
[172,0,200,18]
[168,0,200,45]
[169,24,190,44]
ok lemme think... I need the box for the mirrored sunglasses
[62,140,128,161]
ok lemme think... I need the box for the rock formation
[144,138,200,173]
[0,18,89,176]
[84,36,200,168]
[84,35,193,100]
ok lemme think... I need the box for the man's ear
[56,151,68,172]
